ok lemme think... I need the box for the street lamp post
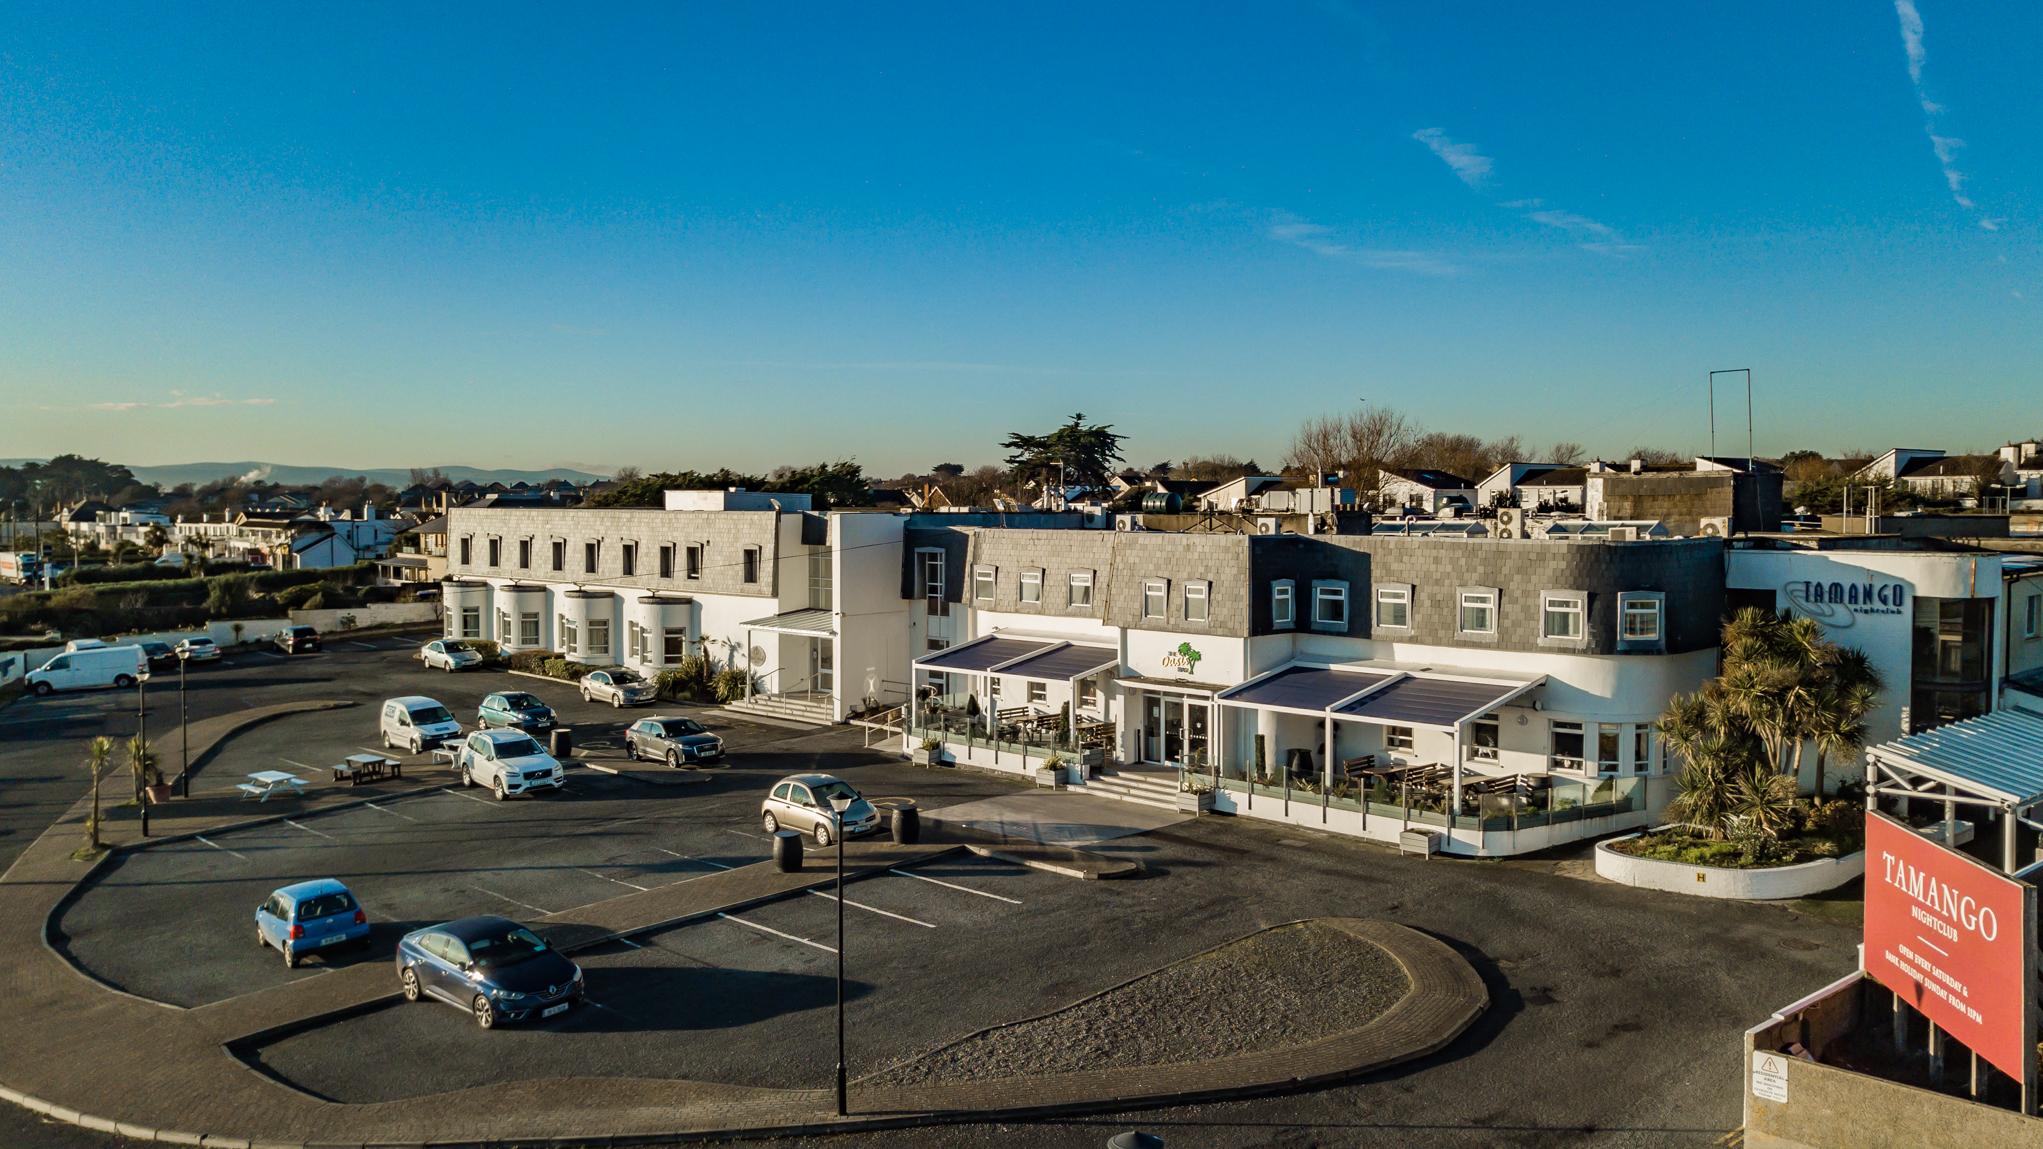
[829,793,853,1117]
[178,651,191,797]
[136,665,149,838]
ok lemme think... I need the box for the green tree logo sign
[1160,641,1202,675]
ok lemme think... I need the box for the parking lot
[11,641,1869,1146]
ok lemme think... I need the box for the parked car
[396,915,583,1029]
[175,636,220,662]
[255,879,370,968]
[275,625,321,654]
[478,690,557,732]
[457,729,565,800]
[379,695,463,753]
[580,667,656,708]
[625,716,724,767]
[137,641,179,670]
[760,773,880,846]
[152,552,191,569]
[419,638,486,672]
[24,644,148,696]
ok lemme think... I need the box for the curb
[963,843,1139,880]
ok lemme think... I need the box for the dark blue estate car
[395,915,583,1029]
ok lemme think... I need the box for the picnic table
[431,745,460,768]
[333,753,402,785]
[237,770,307,802]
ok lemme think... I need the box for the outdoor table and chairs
[333,753,402,785]
[237,770,307,802]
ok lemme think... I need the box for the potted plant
[1035,752,1067,789]
[128,736,171,805]
[912,736,945,767]
[1177,775,1214,814]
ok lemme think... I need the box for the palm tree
[83,736,112,850]
[1808,649,1884,797]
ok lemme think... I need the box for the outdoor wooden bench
[234,782,265,799]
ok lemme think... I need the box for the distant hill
[2,460,610,489]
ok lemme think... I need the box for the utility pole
[829,794,853,1116]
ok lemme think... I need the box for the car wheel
[666,749,681,769]
[762,811,778,834]
[114,674,134,688]
[581,689,591,703]
[401,966,421,1002]
[410,736,422,755]
[472,994,496,1030]
[814,821,832,848]
[256,926,267,949]
[492,776,507,801]
[380,732,391,749]
[612,695,622,709]
[282,943,298,969]
[31,682,53,697]
[461,764,474,788]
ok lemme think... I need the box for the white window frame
[518,537,532,569]
[1184,580,1210,624]
[587,618,610,657]
[663,627,686,664]
[1385,725,1416,752]
[1271,579,1295,629]
[1597,723,1623,775]
[1631,724,1652,774]
[459,606,480,638]
[518,612,541,647]
[559,615,578,657]
[1469,715,1500,761]
[741,547,761,584]
[1619,592,1664,645]
[917,549,949,617]
[1142,579,1168,620]
[1068,569,1094,609]
[1078,678,1100,708]
[686,544,703,580]
[583,540,600,574]
[1019,568,1043,605]
[658,543,675,579]
[1457,588,1497,636]
[1541,592,1586,642]
[2025,593,2040,639]
[972,565,996,603]
[1548,720,1586,772]
[1312,582,1349,629]
[1374,585,1411,629]
[1026,680,1048,705]
[626,620,643,661]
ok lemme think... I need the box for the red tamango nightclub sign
[1864,811,2032,1079]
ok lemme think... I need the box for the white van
[63,639,109,652]
[26,645,148,696]
[379,696,463,754]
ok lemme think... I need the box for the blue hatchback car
[396,915,584,1029]
[256,879,370,968]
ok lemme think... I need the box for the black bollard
[772,829,804,872]
[890,805,920,844]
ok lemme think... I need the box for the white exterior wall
[833,513,909,717]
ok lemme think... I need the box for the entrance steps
[722,693,835,728]
[1082,766,1181,811]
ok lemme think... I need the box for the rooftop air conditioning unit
[1698,516,1731,538]
[1606,526,1638,541]
[1257,517,1281,535]
[1495,507,1526,539]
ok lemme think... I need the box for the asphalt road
[2,641,1863,1148]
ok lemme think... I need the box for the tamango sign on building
[1863,811,2033,1079]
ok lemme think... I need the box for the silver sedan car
[580,668,656,708]
[760,774,880,847]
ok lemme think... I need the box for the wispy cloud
[712,359,1157,377]
[1411,128,1493,188]
[1416,137,1642,256]
[1894,1,1995,228]
[46,391,278,412]
[1268,216,1461,276]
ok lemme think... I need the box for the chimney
[1629,458,1644,474]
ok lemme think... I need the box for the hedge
[0,562,379,639]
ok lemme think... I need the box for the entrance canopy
[740,607,835,637]
[1867,710,2043,813]
[1336,675,1541,730]
[1218,661,1543,728]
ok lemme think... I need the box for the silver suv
[760,774,880,846]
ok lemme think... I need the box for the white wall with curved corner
[1594,830,1865,899]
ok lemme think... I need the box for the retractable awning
[996,643,1118,682]
[740,607,836,637]
[1334,675,1543,730]
[914,636,1055,674]
[1216,666,1394,715]
[1866,710,2043,810]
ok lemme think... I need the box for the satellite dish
[750,645,767,663]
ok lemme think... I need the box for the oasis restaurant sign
[1863,811,2033,1079]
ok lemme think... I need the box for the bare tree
[1546,441,1587,466]
[1284,405,1419,507]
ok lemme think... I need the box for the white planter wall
[1594,830,1865,899]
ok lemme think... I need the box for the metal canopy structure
[1335,675,1540,730]
[996,643,1118,683]
[912,636,1054,674]
[1216,666,1394,715]
[739,607,836,637]
[1865,710,2043,873]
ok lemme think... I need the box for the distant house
[1852,448,2013,501]
[1998,440,2043,502]
[379,514,449,584]
[1195,474,1289,512]
[1376,469,1479,515]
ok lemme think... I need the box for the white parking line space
[251,651,287,660]
[471,886,553,916]
[714,912,836,954]
[280,758,320,772]
[440,787,497,806]
[724,828,769,842]
[283,819,335,840]
[194,836,248,861]
[889,867,1023,904]
[654,848,733,870]
[346,641,380,651]
[804,889,936,928]
[362,801,416,822]
[576,867,650,892]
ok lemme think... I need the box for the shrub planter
[1594,828,1865,900]
[1033,765,1067,790]
[144,783,173,805]
[1175,790,1214,815]
[911,744,948,767]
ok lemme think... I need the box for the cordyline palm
[83,736,112,850]
[1658,687,1761,840]
[1808,649,1884,797]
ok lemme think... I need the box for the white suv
[457,730,565,800]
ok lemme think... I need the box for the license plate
[541,1002,570,1018]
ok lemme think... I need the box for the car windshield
[610,669,643,684]
[446,641,478,653]
[468,926,549,967]
[142,643,170,655]
[495,735,543,757]
[186,639,213,647]
[810,779,860,804]
[504,693,545,710]
[296,892,356,920]
[662,719,705,735]
[413,705,454,724]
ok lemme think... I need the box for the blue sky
[1,2,2036,477]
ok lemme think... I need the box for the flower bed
[1608,826,1859,868]
[1595,827,1865,900]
